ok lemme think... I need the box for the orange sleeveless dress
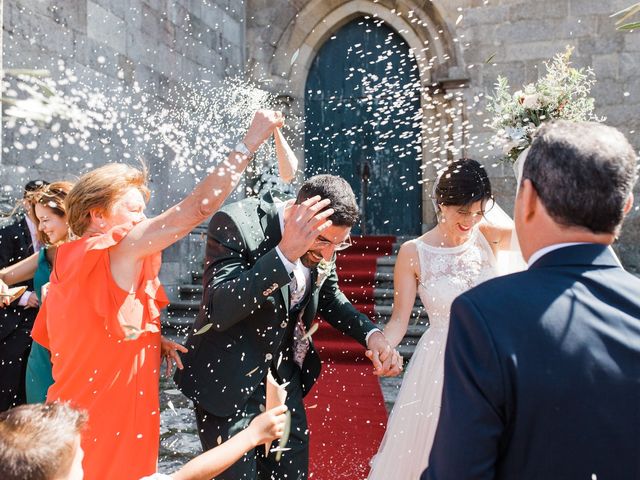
[32,224,169,480]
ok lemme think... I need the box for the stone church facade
[2,0,639,291]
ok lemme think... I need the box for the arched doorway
[304,17,422,235]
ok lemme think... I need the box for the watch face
[235,142,252,156]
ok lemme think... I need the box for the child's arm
[171,405,288,480]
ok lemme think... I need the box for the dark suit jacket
[423,244,640,480]
[0,214,37,410]
[175,192,377,417]
[0,214,36,341]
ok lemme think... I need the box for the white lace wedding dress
[368,228,498,479]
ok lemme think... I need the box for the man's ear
[623,192,634,216]
[518,179,538,224]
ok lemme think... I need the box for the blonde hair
[0,402,87,480]
[65,163,150,236]
[29,181,74,245]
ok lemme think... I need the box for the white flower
[505,126,526,140]
[521,93,540,109]
[316,259,334,287]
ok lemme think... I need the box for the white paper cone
[0,285,27,303]
[274,128,298,184]
[264,371,288,455]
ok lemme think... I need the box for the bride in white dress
[368,159,519,479]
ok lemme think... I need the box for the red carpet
[305,236,395,479]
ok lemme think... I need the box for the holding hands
[366,331,403,377]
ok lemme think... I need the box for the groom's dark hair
[523,120,637,234]
[296,174,360,227]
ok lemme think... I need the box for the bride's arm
[479,222,513,255]
[383,242,420,350]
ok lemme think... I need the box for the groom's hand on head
[366,331,403,377]
[279,196,334,263]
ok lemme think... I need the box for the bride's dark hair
[434,158,492,208]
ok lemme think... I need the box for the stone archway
[248,0,468,229]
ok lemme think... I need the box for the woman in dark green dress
[0,182,73,403]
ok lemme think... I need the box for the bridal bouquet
[487,46,602,164]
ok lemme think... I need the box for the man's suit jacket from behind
[424,244,640,480]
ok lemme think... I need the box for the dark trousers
[195,367,309,480]
[0,318,33,411]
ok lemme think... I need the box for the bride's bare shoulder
[396,238,421,265]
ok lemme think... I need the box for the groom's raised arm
[422,294,506,480]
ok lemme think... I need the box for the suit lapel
[258,192,290,312]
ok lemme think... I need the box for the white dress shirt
[527,242,622,268]
[18,215,41,307]
[274,199,311,310]
[273,198,380,345]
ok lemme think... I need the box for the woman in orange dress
[31,110,284,480]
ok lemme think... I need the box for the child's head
[0,402,87,480]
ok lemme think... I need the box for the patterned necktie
[290,266,310,367]
[289,266,306,308]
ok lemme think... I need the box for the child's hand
[248,404,288,446]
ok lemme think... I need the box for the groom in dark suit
[176,174,401,479]
[423,121,640,479]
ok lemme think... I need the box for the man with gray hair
[423,121,640,479]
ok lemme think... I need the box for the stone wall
[450,0,640,268]
[245,0,640,268]
[3,0,639,276]
[1,0,246,293]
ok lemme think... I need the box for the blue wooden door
[304,18,422,235]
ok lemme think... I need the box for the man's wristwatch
[233,142,254,159]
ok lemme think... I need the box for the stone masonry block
[509,0,568,21]
[125,29,159,67]
[464,5,510,25]
[578,35,625,56]
[504,40,565,62]
[222,11,243,47]
[625,32,640,52]
[88,1,126,52]
[90,0,127,20]
[199,2,224,29]
[569,0,631,16]
[591,53,619,80]
[496,19,565,44]
[592,78,626,106]
[17,0,88,34]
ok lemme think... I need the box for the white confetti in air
[290,49,300,66]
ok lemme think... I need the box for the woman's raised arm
[113,110,284,263]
